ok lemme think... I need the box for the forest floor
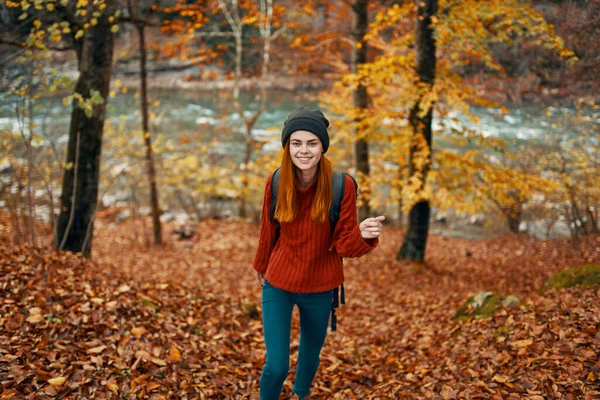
[1,215,599,399]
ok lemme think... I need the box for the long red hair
[274,141,333,224]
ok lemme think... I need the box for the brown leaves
[86,345,107,354]
[1,216,599,398]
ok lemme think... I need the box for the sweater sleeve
[252,174,277,274]
[331,175,378,258]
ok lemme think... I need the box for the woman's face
[289,130,323,174]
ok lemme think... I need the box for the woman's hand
[253,269,265,285]
[359,215,386,239]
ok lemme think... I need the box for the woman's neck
[295,168,317,189]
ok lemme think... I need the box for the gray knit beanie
[281,106,330,153]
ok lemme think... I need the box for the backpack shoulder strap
[330,171,347,233]
[269,168,281,223]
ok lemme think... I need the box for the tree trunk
[398,201,430,260]
[587,206,599,234]
[397,0,437,261]
[137,23,162,245]
[504,193,522,234]
[352,0,371,221]
[25,60,37,247]
[397,164,407,227]
[240,123,254,219]
[506,209,521,234]
[54,4,116,257]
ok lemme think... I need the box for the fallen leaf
[135,350,151,361]
[511,339,533,348]
[131,327,146,338]
[169,345,181,363]
[87,345,107,354]
[151,357,167,366]
[106,382,119,394]
[26,313,44,323]
[48,376,66,386]
[26,307,44,323]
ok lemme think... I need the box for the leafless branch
[193,31,235,38]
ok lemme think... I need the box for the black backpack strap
[330,284,345,331]
[330,171,346,234]
[269,168,280,223]
[330,171,358,234]
[270,168,281,243]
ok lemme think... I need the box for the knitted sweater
[252,173,378,293]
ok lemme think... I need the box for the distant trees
[0,0,596,261]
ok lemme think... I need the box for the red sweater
[253,173,378,293]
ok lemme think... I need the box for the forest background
[0,0,599,399]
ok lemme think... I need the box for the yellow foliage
[323,0,579,220]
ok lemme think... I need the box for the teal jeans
[260,280,332,400]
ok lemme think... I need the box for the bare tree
[216,0,275,218]
[126,0,163,245]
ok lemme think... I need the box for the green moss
[454,292,502,321]
[454,292,523,321]
[543,264,600,290]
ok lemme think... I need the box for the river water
[0,88,587,151]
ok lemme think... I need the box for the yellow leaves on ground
[130,327,146,339]
[47,376,66,386]
[106,382,119,394]
[169,345,182,363]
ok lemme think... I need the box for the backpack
[268,168,358,331]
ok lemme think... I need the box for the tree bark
[54,3,116,257]
[137,22,162,245]
[352,0,371,221]
[397,0,437,261]
[506,207,522,234]
[495,192,522,234]
[587,206,599,234]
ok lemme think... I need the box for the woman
[253,106,385,400]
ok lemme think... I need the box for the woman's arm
[331,175,379,258]
[252,174,277,274]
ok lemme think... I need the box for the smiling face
[289,130,323,175]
